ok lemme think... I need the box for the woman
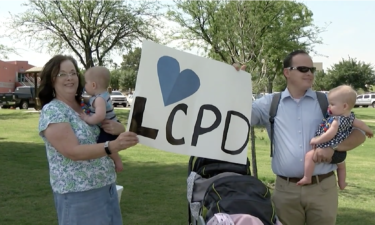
[38,55,138,225]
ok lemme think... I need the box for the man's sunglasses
[287,66,316,73]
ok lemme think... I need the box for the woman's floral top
[38,99,116,194]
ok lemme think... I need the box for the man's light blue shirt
[251,88,337,177]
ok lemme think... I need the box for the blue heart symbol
[157,56,200,106]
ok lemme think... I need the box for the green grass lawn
[0,108,374,224]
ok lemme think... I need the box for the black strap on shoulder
[269,92,282,157]
[316,91,329,117]
[268,91,328,158]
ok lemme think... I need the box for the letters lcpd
[129,97,250,155]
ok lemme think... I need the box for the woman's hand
[109,132,139,152]
[101,120,125,135]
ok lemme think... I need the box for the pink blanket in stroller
[207,213,282,225]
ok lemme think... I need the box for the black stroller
[186,156,276,225]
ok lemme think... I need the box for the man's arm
[251,95,272,127]
[337,128,366,151]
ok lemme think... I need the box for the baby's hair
[328,85,357,108]
[86,66,110,89]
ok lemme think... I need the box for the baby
[80,66,123,172]
[297,85,373,189]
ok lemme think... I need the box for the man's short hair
[283,50,309,68]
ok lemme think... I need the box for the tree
[312,70,330,91]
[167,0,324,92]
[325,57,375,91]
[121,47,142,72]
[119,47,142,90]
[9,0,163,69]
[272,75,287,92]
[120,70,137,91]
[0,43,16,59]
[109,69,122,90]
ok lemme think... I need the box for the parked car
[82,91,91,99]
[318,91,329,96]
[355,93,375,108]
[81,91,128,107]
[110,91,128,107]
[0,86,37,109]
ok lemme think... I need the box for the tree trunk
[84,48,94,69]
[250,126,258,178]
[98,59,104,66]
[267,78,273,93]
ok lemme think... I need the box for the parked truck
[0,86,37,109]
[355,93,375,108]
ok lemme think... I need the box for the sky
[0,0,374,70]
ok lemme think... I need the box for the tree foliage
[109,69,122,90]
[272,76,287,92]
[167,0,324,92]
[119,69,137,91]
[0,43,16,59]
[119,47,142,90]
[325,57,375,91]
[312,70,330,91]
[9,0,163,69]
[121,47,142,72]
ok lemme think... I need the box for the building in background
[313,62,323,72]
[0,60,36,93]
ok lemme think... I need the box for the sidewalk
[362,120,375,123]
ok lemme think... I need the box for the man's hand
[233,63,247,71]
[313,147,334,163]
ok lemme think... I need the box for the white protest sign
[127,40,252,164]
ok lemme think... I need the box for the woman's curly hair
[38,55,83,108]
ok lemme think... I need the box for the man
[234,50,365,225]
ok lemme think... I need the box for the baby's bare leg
[337,162,347,190]
[297,149,316,185]
[110,153,123,172]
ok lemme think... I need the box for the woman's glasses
[56,72,78,78]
